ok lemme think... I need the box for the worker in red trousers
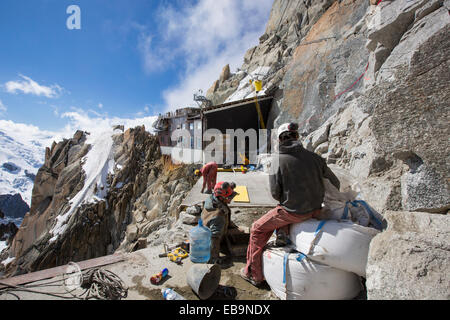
[195,161,218,194]
[240,123,341,287]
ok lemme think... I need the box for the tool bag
[262,247,362,300]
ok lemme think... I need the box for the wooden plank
[0,253,125,289]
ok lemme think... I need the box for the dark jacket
[201,194,231,261]
[269,140,340,214]
[201,195,230,239]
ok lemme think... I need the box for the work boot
[240,268,264,287]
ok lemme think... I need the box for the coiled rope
[0,267,128,300]
[79,268,128,300]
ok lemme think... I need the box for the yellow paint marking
[233,186,250,203]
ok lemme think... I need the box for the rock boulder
[366,210,450,300]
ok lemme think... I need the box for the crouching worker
[240,123,341,287]
[195,161,218,194]
[201,181,237,264]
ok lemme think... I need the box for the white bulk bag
[262,247,362,300]
[289,219,380,277]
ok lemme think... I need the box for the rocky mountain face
[117,159,198,253]
[1,0,448,300]
[0,194,30,219]
[1,127,197,275]
[0,222,18,244]
[205,0,449,299]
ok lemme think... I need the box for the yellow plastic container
[254,80,263,92]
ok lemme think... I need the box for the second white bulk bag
[289,219,380,277]
[262,247,362,300]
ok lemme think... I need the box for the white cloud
[59,109,158,139]
[1,106,158,150]
[134,104,154,118]
[138,33,172,74]
[4,75,64,98]
[51,105,59,116]
[0,100,7,113]
[138,0,273,110]
[0,119,57,152]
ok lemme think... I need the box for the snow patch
[0,241,7,253]
[0,116,157,207]
[224,66,271,103]
[49,130,116,242]
[0,130,47,205]
[1,256,15,266]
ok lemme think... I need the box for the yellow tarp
[233,186,250,203]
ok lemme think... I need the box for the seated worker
[201,181,238,264]
[195,161,218,194]
[240,122,341,287]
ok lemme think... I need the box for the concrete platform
[181,171,278,208]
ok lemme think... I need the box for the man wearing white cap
[241,122,340,286]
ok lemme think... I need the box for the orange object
[150,268,169,285]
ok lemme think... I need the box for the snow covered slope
[49,130,116,242]
[0,117,157,208]
[0,126,53,206]
[224,66,271,103]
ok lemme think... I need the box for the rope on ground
[0,267,128,300]
[80,268,128,300]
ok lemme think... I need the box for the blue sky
[0,0,273,134]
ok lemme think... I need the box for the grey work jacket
[269,140,340,214]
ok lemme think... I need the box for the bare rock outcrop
[3,126,196,276]
[117,160,198,252]
[366,211,450,300]
[0,222,18,244]
[205,0,338,106]
[203,0,449,299]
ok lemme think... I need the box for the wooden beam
[0,253,125,290]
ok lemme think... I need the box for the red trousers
[244,206,320,282]
[201,162,218,191]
